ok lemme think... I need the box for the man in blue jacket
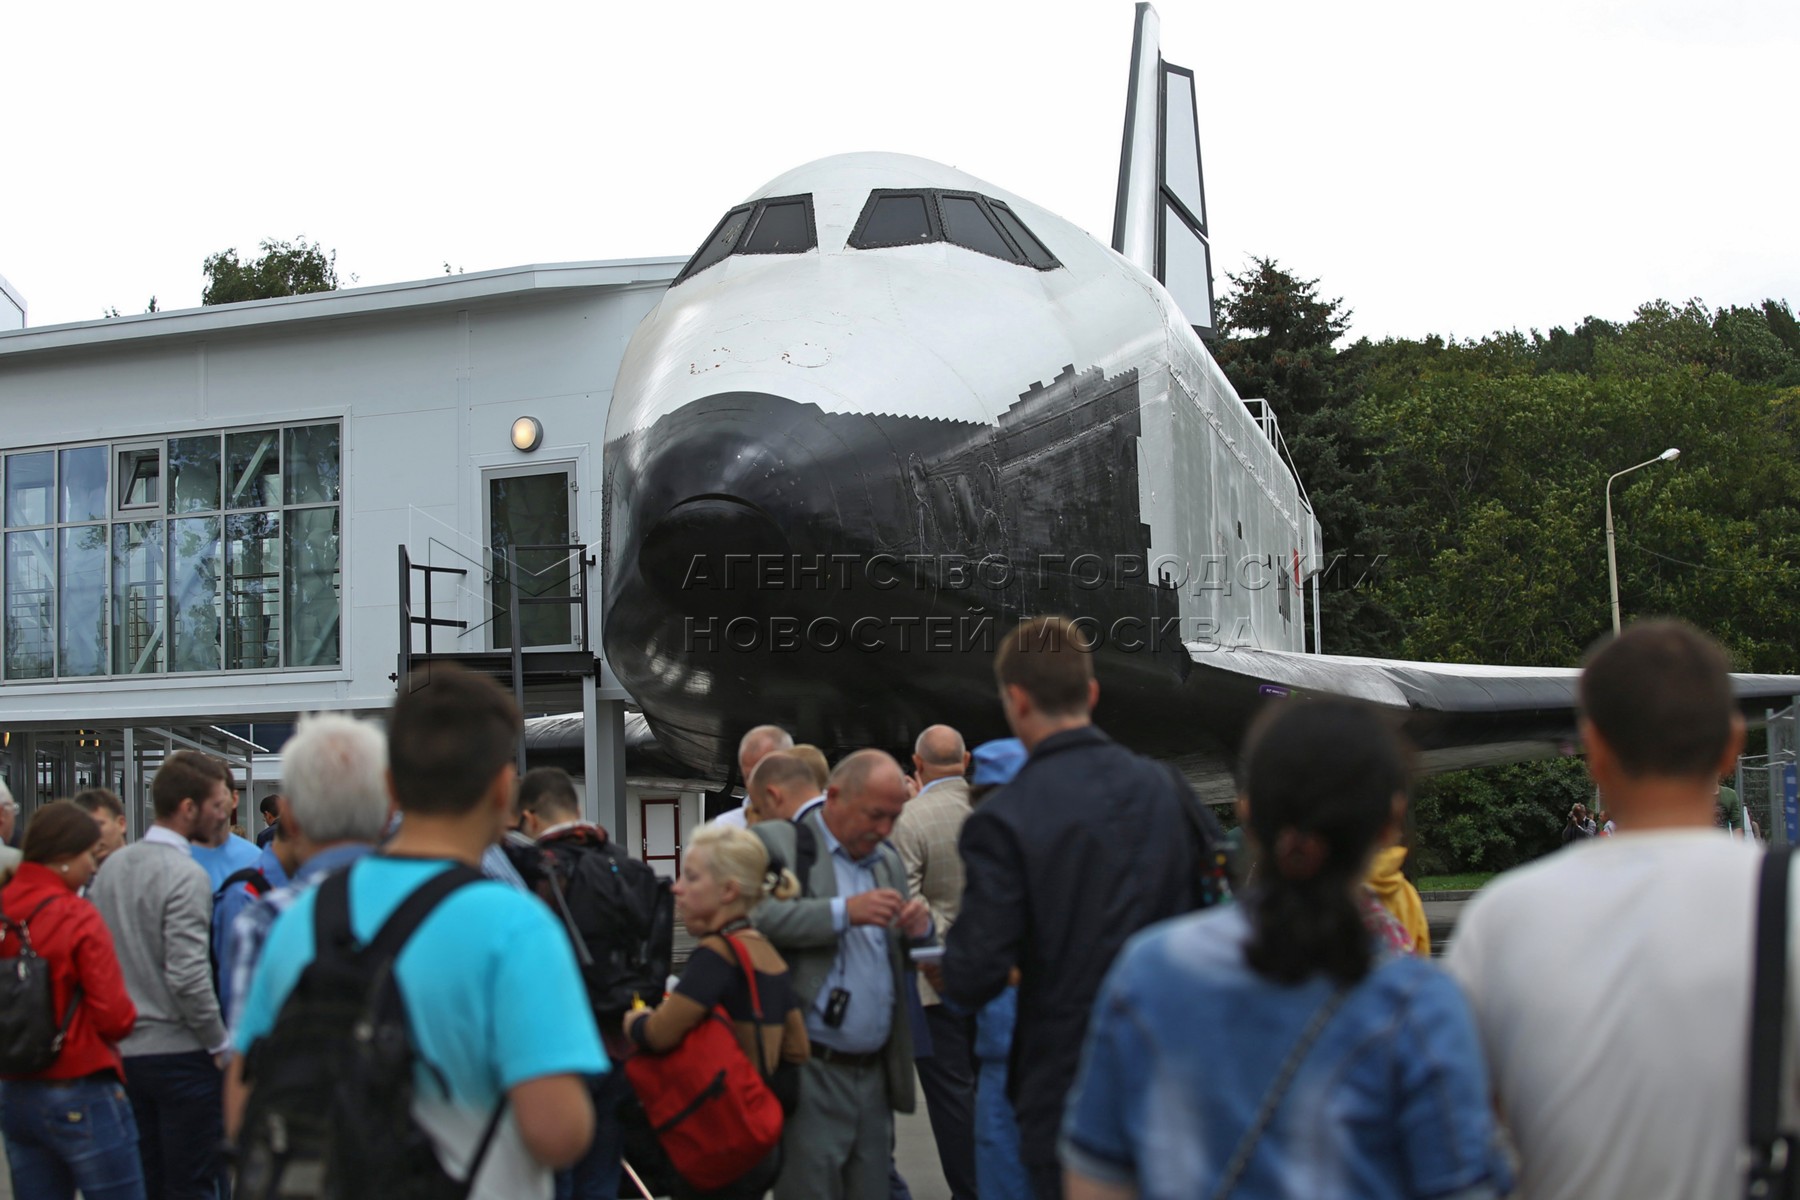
[942,616,1226,1200]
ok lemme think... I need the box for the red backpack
[624,933,784,1190]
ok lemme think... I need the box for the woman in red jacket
[0,800,143,1200]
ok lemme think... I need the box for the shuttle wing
[1182,641,1800,776]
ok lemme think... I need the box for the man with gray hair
[714,724,794,828]
[221,711,394,1035]
[753,749,933,1200]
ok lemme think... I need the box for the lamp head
[1659,447,1681,462]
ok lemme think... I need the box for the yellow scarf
[1366,846,1430,956]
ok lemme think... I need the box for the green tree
[202,237,340,306]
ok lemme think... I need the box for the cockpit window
[675,194,817,285]
[938,193,1016,262]
[682,205,752,282]
[847,189,1060,270]
[857,192,935,247]
[741,198,814,254]
[988,200,1059,270]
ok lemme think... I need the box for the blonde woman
[623,826,809,1198]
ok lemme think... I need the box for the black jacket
[941,724,1220,1173]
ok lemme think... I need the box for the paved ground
[894,1077,954,1200]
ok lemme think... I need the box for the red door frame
[639,795,681,876]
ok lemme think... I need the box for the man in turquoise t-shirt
[227,665,605,1199]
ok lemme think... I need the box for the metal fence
[1741,702,1798,845]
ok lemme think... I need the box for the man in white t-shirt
[713,724,793,828]
[1448,620,1781,1200]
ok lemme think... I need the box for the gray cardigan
[88,838,228,1056]
[752,810,917,1114]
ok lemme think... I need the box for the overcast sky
[5,0,1795,341]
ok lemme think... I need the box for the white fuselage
[608,151,1317,655]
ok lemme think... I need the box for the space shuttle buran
[591,4,1799,800]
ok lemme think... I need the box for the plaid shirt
[223,842,374,1039]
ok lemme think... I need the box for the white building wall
[0,265,677,726]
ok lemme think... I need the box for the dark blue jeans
[555,1069,628,1200]
[121,1051,224,1200]
[1,1074,147,1200]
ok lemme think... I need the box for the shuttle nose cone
[637,495,793,608]
[604,391,840,646]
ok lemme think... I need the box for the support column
[582,674,630,839]
[1311,575,1323,654]
[122,727,141,841]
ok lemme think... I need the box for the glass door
[486,467,577,650]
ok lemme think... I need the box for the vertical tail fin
[1112,3,1216,338]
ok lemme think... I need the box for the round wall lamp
[511,416,543,452]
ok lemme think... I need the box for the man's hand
[845,888,905,927]
[920,962,945,994]
[898,897,930,940]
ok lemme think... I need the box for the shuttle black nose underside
[638,495,793,610]
[599,373,1175,775]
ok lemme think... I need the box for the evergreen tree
[1212,259,1400,656]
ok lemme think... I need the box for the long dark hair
[1240,699,1407,986]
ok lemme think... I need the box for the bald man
[715,724,793,829]
[892,724,977,1200]
[748,753,819,824]
[752,750,932,1200]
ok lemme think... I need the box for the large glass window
[169,516,222,673]
[226,512,281,670]
[58,525,107,677]
[168,436,222,515]
[284,507,339,667]
[60,448,107,523]
[4,531,53,680]
[284,425,341,506]
[111,521,164,675]
[5,453,52,528]
[227,430,281,509]
[0,420,341,683]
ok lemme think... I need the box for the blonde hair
[688,824,801,907]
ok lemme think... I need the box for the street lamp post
[1605,448,1681,634]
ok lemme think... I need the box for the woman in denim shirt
[1060,700,1512,1200]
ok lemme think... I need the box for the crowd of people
[0,614,1784,1200]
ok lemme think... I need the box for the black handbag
[1747,845,1797,1199]
[0,894,82,1075]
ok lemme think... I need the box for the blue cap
[970,738,1027,787]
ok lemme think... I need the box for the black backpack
[235,865,505,1200]
[0,895,81,1074]
[539,835,673,1019]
